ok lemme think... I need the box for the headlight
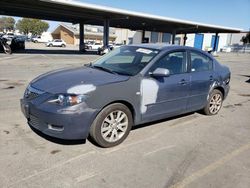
[48,94,87,106]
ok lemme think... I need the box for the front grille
[25,85,44,100]
[29,115,47,129]
[29,115,41,128]
[29,115,64,132]
[27,91,40,99]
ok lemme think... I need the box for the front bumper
[20,98,99,140]
[223,84,230,100]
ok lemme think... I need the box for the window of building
[151,32,159,43]
[162,33,171,43]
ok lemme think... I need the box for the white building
[115,29,244,51]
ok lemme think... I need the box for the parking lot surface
[0,45,250,188]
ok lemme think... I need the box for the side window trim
[187,50,192,73]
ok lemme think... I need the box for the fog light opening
[48,124,64,132]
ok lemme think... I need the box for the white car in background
[46,39,66,47]
[112,43,123,49]
[86,42,102,50]
[221,46,232,52]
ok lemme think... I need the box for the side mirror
[150,68,170,77]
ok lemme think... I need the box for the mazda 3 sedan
[21,44,230,147]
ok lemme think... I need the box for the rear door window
[190,51,213,72]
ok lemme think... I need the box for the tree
[0,17,15,32]
[16,18,49,35]
[241,32,250,44]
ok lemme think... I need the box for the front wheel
[89,103,133,148]
[203,89,223,115]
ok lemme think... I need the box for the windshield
[92,46,159,76]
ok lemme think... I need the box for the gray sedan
[21,44,230,147]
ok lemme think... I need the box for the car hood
[31,67,129,94]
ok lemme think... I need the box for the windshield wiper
[91,65,117,74]
[114,71,132,76]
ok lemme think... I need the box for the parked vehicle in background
[221,44,250,53]
[10,35,25,51]
[86,42,102,50]
[2,33,15,40]
[221,46,232,52]
[98,43,124,55]
[46,39,66,47]
[112,43,123,49]
[97,45,113,55]
[32,36,46,43]
[21,44,231,148]
[0,34,26,54]
[0,34,12,54]
[32,32,53,43]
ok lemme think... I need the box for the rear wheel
[203,89,223,115]
[3,44,12,54]
[90,103,133,148]
[61,44,66,47]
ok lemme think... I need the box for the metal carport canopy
[0,0,242,34]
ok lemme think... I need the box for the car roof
[127,43,214,59]
[129,43,212,55]
[128,43,204,51]
[128,43,173,50]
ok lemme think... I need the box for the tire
[3,44,12,54]
[62,44,66,47]
[90,103,133,148]
[49,44,52,47]
[203,89,223,115]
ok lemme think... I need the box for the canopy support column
[183,33,187,46]
[79,23,85,51]
[141,30,145,43]
[172,31,176,44]
[213,32,219,51]
[103,19,110,47]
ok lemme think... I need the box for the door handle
[209,76,214,81]
[179,79,188,85]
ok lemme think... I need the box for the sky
[17,0,250,32]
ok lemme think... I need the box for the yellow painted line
[170,143,250,188]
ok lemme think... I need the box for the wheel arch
[213,86,225,99]
[101,100,137,124]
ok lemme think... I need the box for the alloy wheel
[209,93,222,114]
[100,110,128,143]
